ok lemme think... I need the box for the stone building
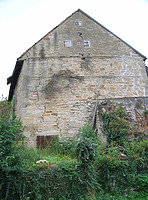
[7,9,148,147]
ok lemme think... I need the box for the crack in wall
[56,117,62,137]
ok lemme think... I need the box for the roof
[7,60,24,101]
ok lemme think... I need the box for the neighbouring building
[7,9,148,147]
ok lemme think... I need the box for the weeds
[0,97,148,199]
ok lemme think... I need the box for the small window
[64,40,72,47]
[83,40,90,47]
[75,21,82,26]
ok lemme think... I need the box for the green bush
[0,98,24,199]
[136,174,148,192]
[94,139,148,195]
[17,163,86,200]
[78,124,97,141]
[76,125,100,192]
[98,104,130,144]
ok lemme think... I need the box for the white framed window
[64,40,72,47]
[75,21,82,26]
[83,40,90,47]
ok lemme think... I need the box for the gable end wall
[14,11,148,147]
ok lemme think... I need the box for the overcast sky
[0,0,148,98]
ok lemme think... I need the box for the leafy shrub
[2,157,87,200]
[78,124,97,141]
[58,138,77,158]
[77,137,96,163]
[136,174,148,192]
[0,98,24,199]
[19,163,86,200]
[95,139,148,195]
[76,125,100,192]
[98,103,130,144]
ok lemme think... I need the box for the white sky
[0,0,148,98]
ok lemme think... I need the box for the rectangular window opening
[75,21,82,26]
[64,40,72,47]
[83,40,90,47]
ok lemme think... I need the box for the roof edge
[18,9,80,60]
[7,60,24,101]
[78,9,147,61]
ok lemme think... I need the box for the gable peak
[18,9,146,60]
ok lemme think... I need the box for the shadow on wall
[43,69,84,99]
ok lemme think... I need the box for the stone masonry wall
[96,97,148,141]
[15,10,148,147]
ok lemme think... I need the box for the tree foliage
[0,97,23,199]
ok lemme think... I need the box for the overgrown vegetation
[98,103,130,144]
[0,98,148,199]
[0,98,24,199]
